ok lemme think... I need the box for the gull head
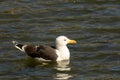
[56,36,77,46]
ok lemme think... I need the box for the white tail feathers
[12,41,26,52]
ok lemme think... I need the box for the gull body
[13,36,76,61]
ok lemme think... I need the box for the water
[0,0,120,80]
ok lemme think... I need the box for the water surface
[0,0,120,80]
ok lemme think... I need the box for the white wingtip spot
[12,41,18,44]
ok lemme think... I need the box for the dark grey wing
[25,45,58,61]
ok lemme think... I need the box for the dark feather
[24,45,58,61]
[16,44,23,49]
[51,46,56,49]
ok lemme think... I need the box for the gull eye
[64,39,67,41]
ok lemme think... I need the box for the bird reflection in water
[54,60,73,80]
[23,58,73,79]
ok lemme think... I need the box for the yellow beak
[69,40,77,44]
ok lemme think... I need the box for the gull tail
[12,41,25,52]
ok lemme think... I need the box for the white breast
[55,47,70,61]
